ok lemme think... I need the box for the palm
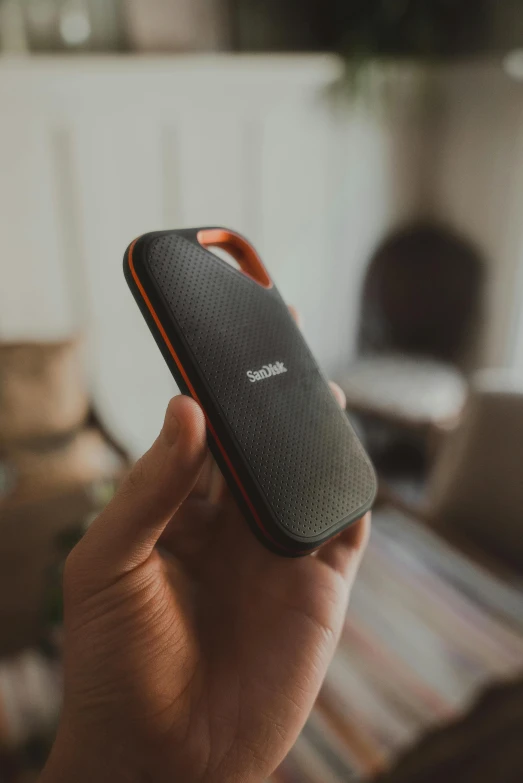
[109,485,366,783]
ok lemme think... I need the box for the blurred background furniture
[272,504,523,782]
[372,677,523,783]
[0,340,128,656]
[21,0,128,52]
[424,374,523,573]
[0,342,88,447]
[341,223,484,500]
[124,0,229,52]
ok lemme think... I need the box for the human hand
[42,387,370,783]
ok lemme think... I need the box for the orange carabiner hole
[197,229,272,289]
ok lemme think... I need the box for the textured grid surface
[146,233,375,540]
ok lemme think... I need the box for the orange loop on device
[197,229,272,289]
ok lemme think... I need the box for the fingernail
[163,402,180,447]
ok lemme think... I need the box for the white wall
[0,55,418,455]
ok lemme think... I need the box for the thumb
[71,395,207,583]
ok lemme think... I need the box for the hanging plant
[334,0,491,63]
[329,0,495,104]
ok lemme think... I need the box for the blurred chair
[342,224,484,440]
[425,373,523,573]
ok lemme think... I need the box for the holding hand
[42,387,370,783]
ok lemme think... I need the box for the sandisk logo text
[247,362,287,383]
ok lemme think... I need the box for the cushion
[341,354,467,425]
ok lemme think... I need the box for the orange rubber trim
[127,238,287,552]
[197,229,273,289]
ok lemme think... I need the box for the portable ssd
[124,228,377,557]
